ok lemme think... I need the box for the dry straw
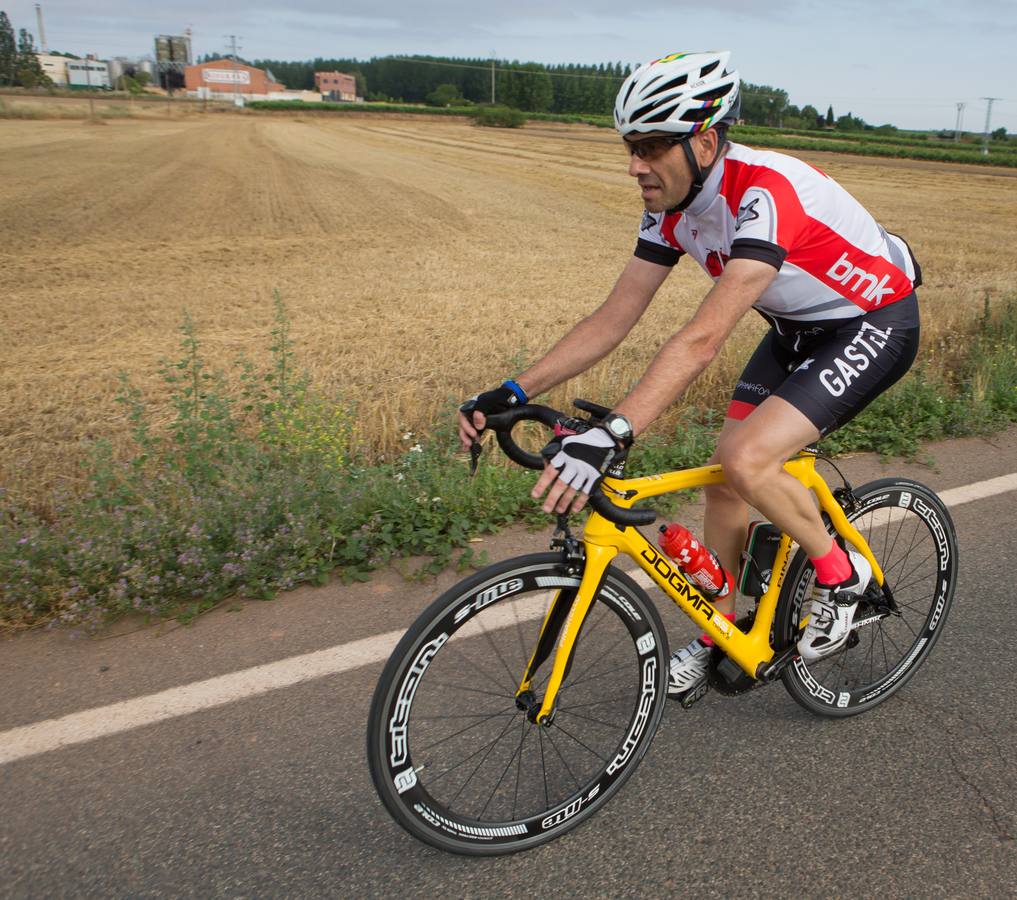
[1,110,1015,501]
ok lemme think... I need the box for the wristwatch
[601,412,634,448]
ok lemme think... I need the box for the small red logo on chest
[705,249,729,278]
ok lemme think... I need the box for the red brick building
[315,71,358,101]
[184,60,286,97]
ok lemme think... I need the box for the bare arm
[458,255,671,449]
[533,257,780,513]
[513,255,672,398]
[613,258,779,433]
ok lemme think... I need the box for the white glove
[548,427,619,495]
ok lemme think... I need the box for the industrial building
[66,58,112,89]
[315,71,360,102]
[184,60,286,101]
[36,53,70,85]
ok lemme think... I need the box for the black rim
[790,485,953,707]
[374,566,662,847]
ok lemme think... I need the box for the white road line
[2,471,1016,766]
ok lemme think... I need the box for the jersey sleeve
[633,211,684,268]
[728,181,806,270]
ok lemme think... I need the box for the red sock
[700,611,736,647]
[811,539,852,586]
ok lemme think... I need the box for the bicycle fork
[514,543,618,726]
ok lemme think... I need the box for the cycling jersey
[634,143,922,323]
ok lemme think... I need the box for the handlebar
[481,403,657,528]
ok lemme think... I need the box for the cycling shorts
[727,293,920,436]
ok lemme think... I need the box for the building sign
[203,69,251,85]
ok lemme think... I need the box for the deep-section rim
[367,553,669,855]
[777,478,957,717]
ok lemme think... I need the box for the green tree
[992,126,1009,142]
[800,104,820,129]
[0,11,16,86]
[426,82,460,107]
[15,28,48,88]
[826,105,834,127]
[836,111,866,131]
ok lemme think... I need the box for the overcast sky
[6,0,1015,131]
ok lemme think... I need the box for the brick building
[315,71,359,101]
[184,60,286,99]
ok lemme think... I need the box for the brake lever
[469,439,483,476]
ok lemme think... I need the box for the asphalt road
[3,428,1016,899]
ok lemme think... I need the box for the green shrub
[474,106,525,128]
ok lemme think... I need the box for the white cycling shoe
[668,638,710,696]
[797,548,873,661]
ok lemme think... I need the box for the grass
[2,293,1015,631]
[245,100,1017,167]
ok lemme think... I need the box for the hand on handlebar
[532,427,620,515]
[458,384,525,451]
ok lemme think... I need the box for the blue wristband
[502,380,528,404]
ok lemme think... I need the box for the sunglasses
[623,135,692,160]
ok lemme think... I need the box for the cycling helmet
[616,51,740,212]
[614,50,740,137]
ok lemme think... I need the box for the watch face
[607,415,631,439]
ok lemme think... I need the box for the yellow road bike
[367,401,958,855]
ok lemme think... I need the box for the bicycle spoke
[415,705,517,755]
[556,708,627,732]
[550,720,609,763]
[447,713,520,808]
[444,640,515,696]
[544,727,583,792]
[479,718,531,821]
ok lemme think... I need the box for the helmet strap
[668,133,724,214]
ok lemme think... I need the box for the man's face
[624,131,715,213]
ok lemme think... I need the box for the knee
[716,441,774,498]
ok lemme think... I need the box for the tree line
[224,53,893,130]
[0,11,50,87]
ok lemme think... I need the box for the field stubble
[2,113,1016,501]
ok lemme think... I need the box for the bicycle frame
[518,450,886,723]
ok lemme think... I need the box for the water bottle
[658,523,734,599]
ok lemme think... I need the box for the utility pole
[84,52,95,120]
[954,102,965,142]
[980,97,1001,156]
[490,50,496,104]
[227,35,243,107]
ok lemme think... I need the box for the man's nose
[628,154,651,177]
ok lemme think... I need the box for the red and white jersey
[634,143,921,322]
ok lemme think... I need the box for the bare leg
[716,396,832,558]
[704,417,752,617]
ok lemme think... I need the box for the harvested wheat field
[2,111,1017,499]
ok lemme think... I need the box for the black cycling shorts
[727,293,920,435]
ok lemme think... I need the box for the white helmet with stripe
[615,51,740,137]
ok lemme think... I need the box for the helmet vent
[643,102,681,125]
[623,78,637,106]
[644,74,689,100]
[693,83,734,102]
[681,107,716,123]
[699,60,720,78]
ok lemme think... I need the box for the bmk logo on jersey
[826,252,895,305]
[640,211,658,232]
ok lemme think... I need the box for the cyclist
[459,50,921,699]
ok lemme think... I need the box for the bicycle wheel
[777,478,957,717]
[367,552,669,855]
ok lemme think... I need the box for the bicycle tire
[366,552,669,855]
[776,478,957,717]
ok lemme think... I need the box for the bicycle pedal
[674,678,710,709]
